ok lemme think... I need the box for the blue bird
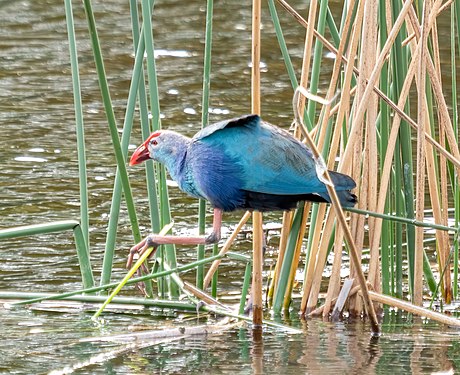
[127,114,356,266]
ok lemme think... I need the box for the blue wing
[192,114,346,196]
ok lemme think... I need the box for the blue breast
[180,140,247,212]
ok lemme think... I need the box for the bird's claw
[205,231,220,244]
[126,235,159,269]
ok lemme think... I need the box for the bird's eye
[152,140,158,146]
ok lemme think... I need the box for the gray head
[129,130,191,167]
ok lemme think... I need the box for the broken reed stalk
[310,285,460,328]
[58,321,244,375]
[251,0,263,327]
[294,87,380,335]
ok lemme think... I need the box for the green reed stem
[167,263,300,332]
[268,0,315,130]
[0,221,94,289]
[272,204,304,315]
[163,260,300,333]
[12,251,249,306]
[0,220,78,239]
[196,0,214,290]
[345,207,458,233]
[377,0,391,296]
[326,7,340,46]
[73,224,95,289]
[129,2,160,235]
[99,17,148,287]
[140,0,178,297]
[4,292,198,311]
[394,135,405,292]
[128,0,157,297]
[239,262,252,315]
[306,0,327,123]
[267,0,298,89]
[141,0,160,131]
[64,0,89,252]
[390,1,415,296]
[82,0,140,240]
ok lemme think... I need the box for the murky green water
[1,0,459,373]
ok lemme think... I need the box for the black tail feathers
[322,170,358,207]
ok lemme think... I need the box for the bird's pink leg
[126,208,223,268]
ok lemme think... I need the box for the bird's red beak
[129,143,150,166]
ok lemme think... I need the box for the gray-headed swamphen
[127,114,357,266]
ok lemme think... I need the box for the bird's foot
[126,234,160,269]
[205,231,221,244]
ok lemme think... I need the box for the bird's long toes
[126,249,138,269]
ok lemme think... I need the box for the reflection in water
[251,327,264,374]
[1,0,460,374]
[1,306,459,374]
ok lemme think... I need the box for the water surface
[1,0,459,374]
